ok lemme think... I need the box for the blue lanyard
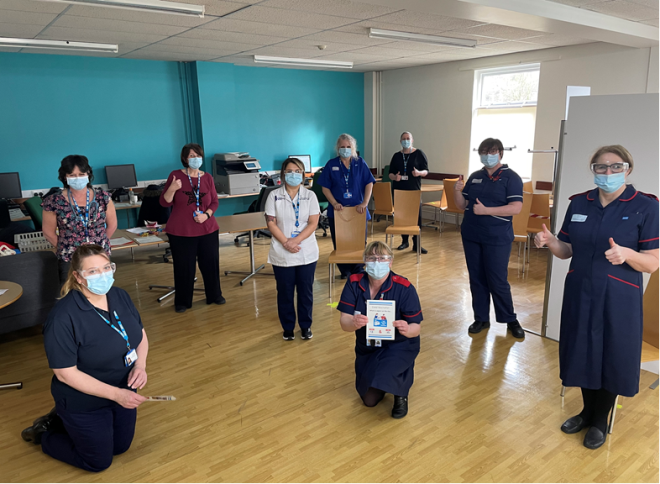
[291,193,300,229]
[186,169,201,212]
[69,188,90,243]
[93,309,131,351]
[402,152,410,174]
[341,161,351,193]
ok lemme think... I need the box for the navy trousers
[462,238,517,323]
[41,402,137,472]
[272,262,317,332]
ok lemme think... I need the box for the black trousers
[400,205,423,246]
[272,262,317,332]
[168,231,222,308]
[328,217,362,277]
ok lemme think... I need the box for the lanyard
[69,189,90,243]
[93,308,131,351]
[291,193,300,229]
[186,169,201,212]
[487,166,505,182]
[341,161,351,193]
[402,152,410,175]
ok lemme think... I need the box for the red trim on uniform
[639,237,659,243]
[618,191,638,202]
[392,275,411,287]
[403,310,422,318]
[607,274,639,288]
[586,191,595,201]
[567,270,574,274]
[639,191,659,202]
[560,230,569,236]
[380,279,394,294]
[339,300,355,307]
[569,190,591,201]
[349,273,364,283]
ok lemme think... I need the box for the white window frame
[476,63,540,109]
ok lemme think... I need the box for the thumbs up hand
[534,224,554,248]
[473,198,488,215]
[168,175,182,193]
[605,237,628,265]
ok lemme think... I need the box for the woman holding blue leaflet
[319,133,376,278]
[265,158,320,341]
[21,245,150,472]
[535,145,659,450]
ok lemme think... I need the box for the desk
[111,228,168,260]
[0,281,24,390]
[216,212,274,286]
[421,183,443,193]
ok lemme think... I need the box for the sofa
[0,251,59,335]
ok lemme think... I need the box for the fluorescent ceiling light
[0,37,118,53]
[369,28,477,48]
[253,55,353,69]
[36,0,204,17]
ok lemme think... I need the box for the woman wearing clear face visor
[336,241,423,419]
[535,145,659,450]
[21,245,150,472]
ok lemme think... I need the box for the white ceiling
[0,0,657,71]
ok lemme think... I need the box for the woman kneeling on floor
[337,241,423,418]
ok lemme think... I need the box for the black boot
[507,320,525,338]
[392,396,408,419]
[22,407,61,445]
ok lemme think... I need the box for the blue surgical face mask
[365,261,390,280]
[285,172,303,187]
[85,271,114,295]
[67,176,89,191]
[339,148,352,159]
[188,157,203,170]
[401,139,412,149]
[594,172,626,193]
[480,153,500,169]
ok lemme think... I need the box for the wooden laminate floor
[1,220,658,482]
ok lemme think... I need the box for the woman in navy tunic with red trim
[535,145,659,450]
[453,138,525,338]
[337,241,423,419]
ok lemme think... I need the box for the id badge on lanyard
[94,308,137,367]
[291,195,301,238]
[343,162,352,199]
[69,189,91,243]
[401,153,409,181]
[187,170,203,218]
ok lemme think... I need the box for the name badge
[571,214,588,222]
[401,176,409,181]
[125,348,138,367]
[332,166,340,171]
[472,178,482,184]
[343,192,352,199]
[291,231,300,238]
[193,210,203,218]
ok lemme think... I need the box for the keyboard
[9,208,27,220]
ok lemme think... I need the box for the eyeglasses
[478,148,500,155]
[590,162,628,174]
[284,170,302,174]
[79,263,116,277]
[365,256,392,262]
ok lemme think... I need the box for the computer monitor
[288,155,312,173]
[105,164,138,190]
[0,172,22,199]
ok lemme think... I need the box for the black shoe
[22,408,60,445]
[392,396,408,419]
[210,296,226,305]
[397,242,409,250]
[583,426,607,449]
[340,273,347,280]
[412,246,428,254]
[301,328,313,340]
[283,331,295,341]
[175,306,187,313]
[507,321,525,339]
[561,415,589,434]
[468,321,490,334]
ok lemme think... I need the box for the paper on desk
[127,227,150,234]
[0,289,8,296]
[136,236,164,244]
[110,237,133,247]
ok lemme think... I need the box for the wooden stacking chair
[422,188,447,233]
[441,178,464,230]
[328,209,367,297]
[385,190,422,264]
[371,182,394,236]
[511,192,533,273]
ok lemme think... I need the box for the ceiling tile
[272,38,361,54]
[239,45,332,57]
[313,50,394,64]
[122,50,219,61]
[372,10,485,31]
[639,17,659,26]
[178,27,289,44]
[158,36,260,52]
[382,40,460,53]
[258,0,399,20]
[426,31,505,46]
[227,5,355,29]
[346,44,436,57]
[543,0,609,6]
[0,9,58,25]
[136,43,240,57]
[200,17,320,37]
[63,5,216,28]
[52,15,190,36]
[627,0,660,8]
[0,22,46,38]
[453,24,549,41]
[0,0,68,14]
[529,34,591,46]
[584,0,659,21]
[302,30,393,47]
[174,0,253,17]
[39,25,168,43]
[478,40,552,53]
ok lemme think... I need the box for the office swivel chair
[310,170,329,237]
[234,186,278,246]
[0,200,10,229]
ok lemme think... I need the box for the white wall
[370,42,658,187]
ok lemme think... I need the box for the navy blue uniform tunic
[43,287,144,411]
[337,271,423,397]
[557,185,659,397]
[318,156,376,220]
[460,164,523,323]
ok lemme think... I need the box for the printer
[213,152,262,195]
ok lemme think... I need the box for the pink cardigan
[160,170,219,237]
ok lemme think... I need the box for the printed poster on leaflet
[366,300,396,341]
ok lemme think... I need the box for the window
[477,64,539,108]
